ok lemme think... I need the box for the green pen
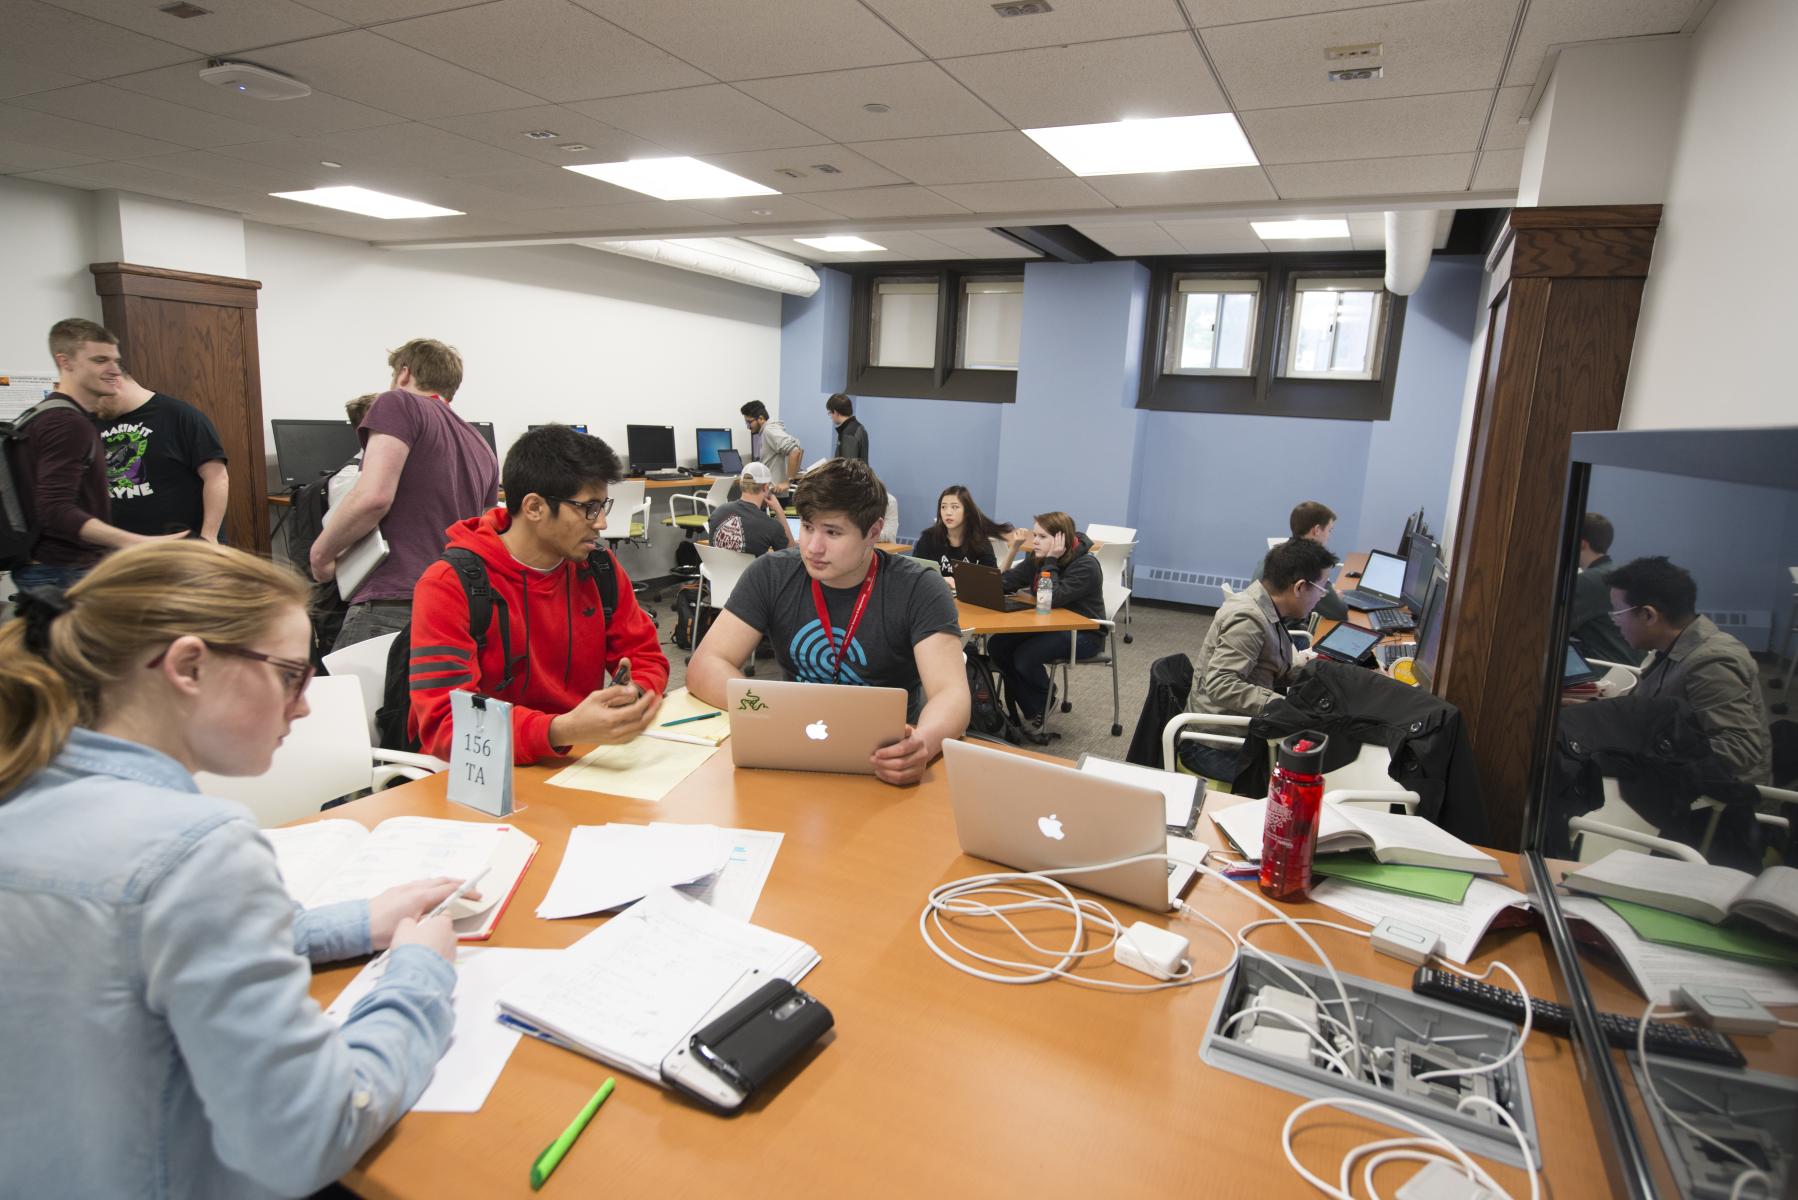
[530,1077,614,1190]
[658,711,721,728]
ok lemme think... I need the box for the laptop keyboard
[1376,641,1417,669]
[1368,607,1415,632]
[1340,589,1400,611]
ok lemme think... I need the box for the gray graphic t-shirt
[724,548,960,721]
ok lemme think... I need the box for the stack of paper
[536,823,733,919]
[1310,876,1531,964]
[1210,800,1503,875]
[1562,896,1798,1005]
[497,887,820,1084]
[642,687,730,748]
[1077,753,1203,834]
[1563,853,1798,939]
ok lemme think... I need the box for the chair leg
[1109,631,1122,736]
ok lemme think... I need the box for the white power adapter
[1372,917,1440,965]
[1679,983,1778,1035]
[1117,921,1191,980]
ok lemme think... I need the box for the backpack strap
[582,547,621,621]
[441,546,515,692]
[1,397,88,553]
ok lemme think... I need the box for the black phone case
[688,980,833,1104]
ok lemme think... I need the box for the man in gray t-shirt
[740,399,802,493]
[687,457,970,786]
[706,461,791,556]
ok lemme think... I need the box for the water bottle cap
[1277,730,1328,774]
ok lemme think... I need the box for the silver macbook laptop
[942,739,1204,912]
[726,678,906,776]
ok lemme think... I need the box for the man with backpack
[2,319,181,590]
[402,425,669,764]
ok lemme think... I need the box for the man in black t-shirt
[687,458,969,786]
[706,461,791,556]
[98,373,228,541]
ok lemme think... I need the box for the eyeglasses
[148,642,315,704]
[1608,605,1642,619]
[1298,578,1329,595]
[547,495,613,522]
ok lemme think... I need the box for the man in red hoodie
[406,425,668,763]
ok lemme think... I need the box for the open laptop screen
[1360,550,1406,598]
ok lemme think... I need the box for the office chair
[1159,712,1421,812]
[666,476,734,536]
[321,631,399,742]
[1086,523,1137,642]
[695,543,758,672]
[603,479,652,552]
[1088,538,1136,646]
[1053,570,1129,736]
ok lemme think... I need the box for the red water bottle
[1259,731,1329,901]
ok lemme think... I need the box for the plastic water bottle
[1035,570,1053,615]
[1259,730,1329,901]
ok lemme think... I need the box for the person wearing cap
[706,461,792,557]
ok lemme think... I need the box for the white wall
[95,191,247,278]
[1621,0,1798,429]
[1517,39,1687,209]
[0,176,101,375]
[247,224,782,486]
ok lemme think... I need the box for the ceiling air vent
[161,2,211,17]
[992,1,1053,16]
[524,129,559,140]
[1328,67,1384,82]
[1325,42,1382,60]
[810,163,842,174]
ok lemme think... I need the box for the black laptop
[1339,550,1407,612]
[1314,621,1381,664]
[717,447,744,476]
[953,562,1032,612]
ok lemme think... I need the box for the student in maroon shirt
[10,319,181,591]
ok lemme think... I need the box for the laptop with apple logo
[726,678,907,776]
[942,739,1204,911]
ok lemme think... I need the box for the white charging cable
[1636,1003,1774,1200]
[1283,1093,1538,1200]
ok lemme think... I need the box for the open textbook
[1210,799,1502,875]
[263,815,538,941]
[1563,853,1798,938]
[1561,896,1798,1006]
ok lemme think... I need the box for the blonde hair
[387,338,463,400]
[0,542,310,799]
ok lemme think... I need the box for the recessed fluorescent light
[794,236,885,253]
[270,186,462,219]
[1022,113,1258,177]
[1251,218,1351,240]
[564,157,777,200]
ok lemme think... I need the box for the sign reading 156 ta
[448,690,513,816]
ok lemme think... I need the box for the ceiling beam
[992,225,1114,263]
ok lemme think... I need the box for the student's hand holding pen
[369,877,485,952]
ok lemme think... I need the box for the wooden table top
[956,597,1102,636]
[304,749,1604,1200]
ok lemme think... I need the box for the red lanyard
[810,553,879,683]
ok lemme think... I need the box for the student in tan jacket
[1183,538,1338,784]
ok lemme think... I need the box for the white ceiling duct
[578,236,820,297]
[1383,209,1438,296]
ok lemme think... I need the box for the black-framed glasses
[547,495,614,521]
[148,642,314,704]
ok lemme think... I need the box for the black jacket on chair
[1247,659,1488,845]
[1127,653,1193,770]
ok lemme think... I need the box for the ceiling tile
[737,62,1010,143]
[427,105,662,164]
[0,60,83,100]
[1265,152,1474,198]
[135,148,319,192]
[1471,147,1522,191]
[1202,0,1519,110]
[804,185,971,219]
[1241,90,1490,164]
[40,0,347,54]
[454,161,645,207]
[374,0,711,104]
[294,0,498,20]
[679,193,844,224]
[941,33,1229,129]
[507,201,736,233]
[570,0,922,80]
[568,85,822,155]
[847,131,1069,185]
[1157,216,1268,252]
[1481,85,1534,151]
[924,227,1038,257]
[927,177,1112,214]
[701,143,906,193]
[0,102,190,158]
[281,211,538,242]
[1504,0,1704,87]
[1183,0,1413,27]
[0,0,195,80]
[845,230,979,260]
[107,64,406,135]
[21,158,270,208]
[1073,221,1183,255]
[246,29,540,119]
[9,82,284,148]
[0,135,101,171]
[1084,165,1276,207]
[314,122,543,176]
[866,0,1187,57]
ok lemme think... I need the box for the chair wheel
[1110,724,1122,736]
[1123,633,1133,644]
[745,665,756,677]
[1060,701,1072,713]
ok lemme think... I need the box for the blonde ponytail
[0,542,310,799]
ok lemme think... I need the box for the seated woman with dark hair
[988,511,1105,734]
[912,484,1008,581]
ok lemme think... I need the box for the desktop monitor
[695,427,733,471]
[1397,507,1425,557]
[1400,532,1439,613]
[626,424,676,472]
[271,419,361,489]
[717,447,744,476]
[471,421,497,452]
[1411,563,1449,689]
[529,423,588,434]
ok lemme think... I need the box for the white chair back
[703,475,734,510]
[1267,535,1286,550]
[1100,575,1131,624]
[696,543,756,610]
[195,675,375,828]
[603,479,649,543]
[1090,539,1134,598]
[321,631,398,741]
[882,495,900,541]
[1086,522,1137,544]
[988,536,1009,565]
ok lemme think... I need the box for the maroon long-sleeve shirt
[17,393,109,569]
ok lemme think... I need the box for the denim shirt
[0,728,456,1200]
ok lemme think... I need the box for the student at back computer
[706,461,791,556]
[686,458,969,786]
[1254,500,1347,623]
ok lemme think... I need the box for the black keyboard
[1369,607,1415,632]
[646,470,690,482]
[1340,589,1401,611]
[1412,967,1746,1067]
[1376,641,1417,669]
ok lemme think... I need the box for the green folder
[1602,898,1798,968]
[1311,853,1475,903]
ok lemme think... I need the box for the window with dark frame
[1164,274,1261,377]
[846,262,1026,404]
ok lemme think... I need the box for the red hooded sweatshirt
[407,507,669,764]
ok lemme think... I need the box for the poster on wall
[0,373,57,422]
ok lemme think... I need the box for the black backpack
[964,648,1022,743]
[0,396,85,571]
[372,546,620,752]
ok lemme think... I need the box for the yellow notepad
[641,686,729,748]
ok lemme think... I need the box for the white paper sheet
[536,823,733,919]
[1560,896,1798,1006]
[299,816,511,909]
[326,947,555,1113]
[1310,876,1530,964]
[674,827,784,921]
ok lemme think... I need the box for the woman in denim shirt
[0,542,464,1199]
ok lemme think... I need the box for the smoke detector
[198,61,312,101]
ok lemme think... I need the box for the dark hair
[923,484,1010,549]
[1289,500,1336,539]
[48,318,117,364]
[345,392,380,427]
[1032,511,1080,568]
[1606,556,1697,621]
[825,393,853,417]
[1263,537,1338,591]
[740,400,769,420]
[1580,512,1616,556]
[794,458,887,534]
[503,425,621,516]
